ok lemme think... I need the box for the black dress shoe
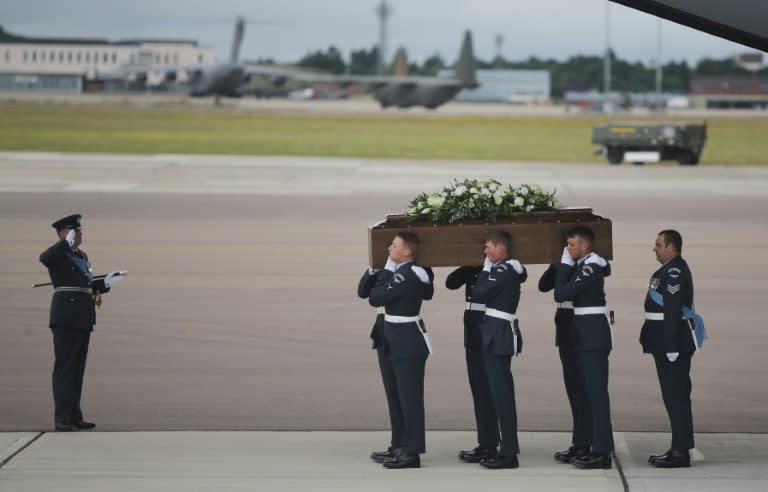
[459,447,496,463]
[55,423,76,432]
[72,420,96,430]
[648,449,672,464]
[480,454,519,469]
[383,453,421,469]
[652,449,690,468]
[571,453,612,469]
[554,446,590,464]
[371,447,396,463]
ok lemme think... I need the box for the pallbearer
[472,230,527,469]
[540,257,611,465]
[359,247,433,465]
[39,214,125,432]
[555,226,615,469]
[368,232,433,469]
[446,265,499,464]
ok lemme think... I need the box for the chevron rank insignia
[667,267,681,279]
[582,265,594,277]
[394,273,405,284]
[495,263,508,272]
[666,283,680,294]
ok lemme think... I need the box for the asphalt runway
[1,153,767,432]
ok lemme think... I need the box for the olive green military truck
[592,123,707,165]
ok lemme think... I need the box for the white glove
[584,253,608,268]
[104,271,126,288]
[506,259,524,275]
[483,256,493,272]
[65,228,76,247]
[384,258,397,272]
[561,247,575,266]
[666,352,679,362]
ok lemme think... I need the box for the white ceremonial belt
[384,313,421,324]
[574,306,607,315]
[644,312,685,321]
[376,307,385,315]
[558,301,574,309]
[464,302,486,312]
[54,287,93,294]
[485,308,517,322]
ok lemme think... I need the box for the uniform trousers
[577,350,614,454]
[482,349,520,456]
[51,327,90,425]
[559,347,592,448]
[375,345,405,449]
[653,352,694,451]
[466,339,498,449]
[391,357,427,455]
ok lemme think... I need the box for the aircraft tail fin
[230,16,245,63]
[454,30,477,88]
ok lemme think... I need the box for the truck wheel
[606,147,623,165]
[678,151,699,165]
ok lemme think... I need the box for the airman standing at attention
[39,214,125,432]
[641,230,696,468]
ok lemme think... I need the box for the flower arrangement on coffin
[405,178,559,225]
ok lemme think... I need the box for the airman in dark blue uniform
[540,259,609,464]
[470,230,527,470]
[554,226,614,469]
[641,229,696,468]
[359,262,433,465]
[39,214,124,432]
[368,232,433,469]
[446,266,499,463]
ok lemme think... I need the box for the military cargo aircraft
[247,30,478,109]
[95,16,478,109]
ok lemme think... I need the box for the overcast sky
[1,0,756,65]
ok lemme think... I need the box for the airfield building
[438,68,550,104]
[0,36,216,92]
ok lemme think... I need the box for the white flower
[519,186,529,195]
[530,184,542,192]
[469,187,478,194]
[488,182,498,192]
[514,197,525,207]
[408,206,418,214]
[526,204,535,212]
[453,185,467,196]
[427,193,445,208]
[494,195,504,205]
[479,187,490,196]
[421,207,431,214]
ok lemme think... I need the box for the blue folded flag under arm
[649,289,708,350]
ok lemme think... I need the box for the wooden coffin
[368,208,612,268]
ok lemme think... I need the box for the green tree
[349,46,379,75]
[297,46,346,74]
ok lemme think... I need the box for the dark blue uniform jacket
[640,256,695,354]
[473,260,527,356]
[39,239,109,331]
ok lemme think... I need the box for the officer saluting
[39,214,125,431]
[471,230,527,470]
[554,226,614,469]
[359,257,433,465]
[641,230,696,468]
[539,257,610,464]
[446,265,499,464]
[368,232,433,469]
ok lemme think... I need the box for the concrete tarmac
[1,152,767,436]
[2,431,768,491]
